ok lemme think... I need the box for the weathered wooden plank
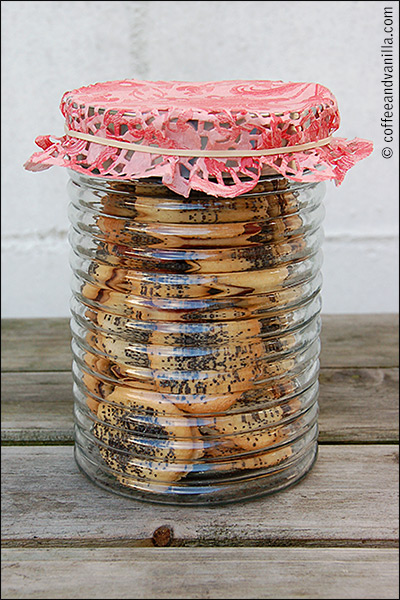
[318,367,399,443]
[1,318,72,373]
[2,315,399,373]
[1,372,74,442]
[2,368,398,443]
[1,445,398,545]
[320,314,399,368]
[1,547,399,599]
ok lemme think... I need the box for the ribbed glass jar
[68,170,325,505]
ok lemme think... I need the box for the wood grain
[317,367,399,442]
[1,445,398,545]
[1,547,399,599]
[1,372,74,442]
[320,314,399,368]
[2,314,398,373]
[2,368,398,443]
[1,318,72,373]
[1,315,399,599]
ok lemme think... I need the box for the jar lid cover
[25,79,373,197]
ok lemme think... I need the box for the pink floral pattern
[25,79,373,197]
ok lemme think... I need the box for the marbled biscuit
[92,235,307,276]
[87,262,290,299]
[84,308,296,405]
[204,396,301,451]
[80,281,302,322]
[104,174,290,199]
[95,310,264,346]
[95,214,304,249]
[93,386,203,484]
[201,441,293,473]
[81,348,116,413]
[98,189,300,224]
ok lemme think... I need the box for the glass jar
[69,169,325,505]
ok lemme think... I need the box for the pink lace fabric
[24,79,373,197]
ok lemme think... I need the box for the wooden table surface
[1,314,399,599]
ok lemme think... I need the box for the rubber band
[63,125,333,158]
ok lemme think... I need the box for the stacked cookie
[70,172,322,502]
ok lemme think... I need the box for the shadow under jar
[69,170,325,505]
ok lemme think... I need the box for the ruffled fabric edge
[24,134,373,198]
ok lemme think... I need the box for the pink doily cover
[24,80,373,197]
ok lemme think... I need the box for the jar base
[74,442,318,507]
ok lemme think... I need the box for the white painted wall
[2,0,398,317]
